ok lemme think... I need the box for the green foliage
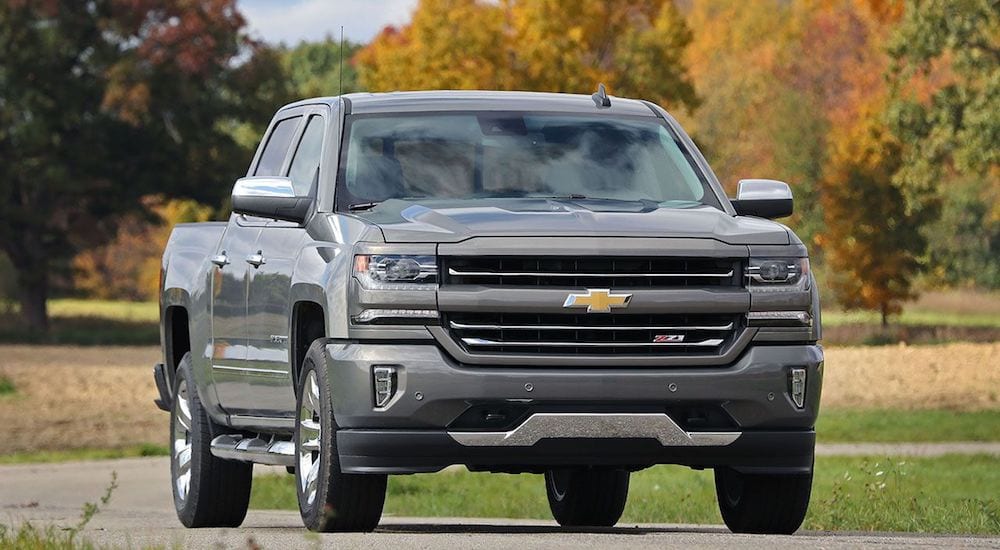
[250,455,1000,534]
[283,38,363,98]
[923,178,1000,288]
[887,0,1000,287]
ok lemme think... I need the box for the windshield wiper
[348,201,381,211]
[542,194,589,200]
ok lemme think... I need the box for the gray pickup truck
[154,89,822,534]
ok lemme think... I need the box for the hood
[354,198,789,245]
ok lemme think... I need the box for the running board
[209,434,295,466]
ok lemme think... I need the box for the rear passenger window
[254,116,300,176]
[287,115,325,196]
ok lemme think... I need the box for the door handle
[210,252,229,268]
[246,251,266,268]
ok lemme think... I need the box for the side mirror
[731,179,793,219]
[232,177,312,223]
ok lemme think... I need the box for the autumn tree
[357,0,699,113]
[0,1,287,330]
[818,94,922,326]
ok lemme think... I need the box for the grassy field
[0,299,158,345]
[248,454,1000,534]
[816,409,1000,442]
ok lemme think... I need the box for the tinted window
[254,116,300,176]
[337,113,716,209]
[287,115,324,196]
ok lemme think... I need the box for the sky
[238,0,420,45]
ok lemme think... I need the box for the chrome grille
[443,257,743,288]
[445,312,742,356]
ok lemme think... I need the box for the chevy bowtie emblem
[563,289,632,313]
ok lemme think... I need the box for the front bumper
[325,341,822,474]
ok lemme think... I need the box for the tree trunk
[880,303,889,328]
[16,270,49,333]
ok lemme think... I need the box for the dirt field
[0,343,997,454]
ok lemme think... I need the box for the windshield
[335,112,720,210]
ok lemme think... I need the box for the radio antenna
[338,26,345,97]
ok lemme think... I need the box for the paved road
[1,455,997,549]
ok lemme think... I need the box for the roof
[279,90,659,117]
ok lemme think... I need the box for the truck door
[210,113,302,415]
[246,111,326,416]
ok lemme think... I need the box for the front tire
[295,341,387,532]
[714,466,813,534]
[170,353,253,528]
[544,468,630,527]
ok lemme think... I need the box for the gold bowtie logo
[563,289,632,313]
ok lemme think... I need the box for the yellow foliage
[356,0,698,113]
[72,197,214,301]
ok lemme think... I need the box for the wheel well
[292,301,326,385]
[165,305,191,377]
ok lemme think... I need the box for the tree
[887,0,1000,288]
[817,95,922,326]
[73,197,214,301]
[0,1,287,330]
[283,37,363,98]
[680,0,904,247]
[356,0,699,113]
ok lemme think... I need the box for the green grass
[251,454,1000,534]
[824,309,1000,328]
[48,299,158,323]
[0,374,15,396]
[818,409,1000,443]
[0,444,167,465]
[0,299,158,345]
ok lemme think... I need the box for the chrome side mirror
[231,177,312,223]
[731,179,793,219]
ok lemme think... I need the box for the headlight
[747,257,810,292]
[354,254,437,290]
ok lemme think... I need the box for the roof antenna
[338,26,345,97]
[592,83,611,108]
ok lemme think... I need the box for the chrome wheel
[298,370,323,507]
[172,378,193,503]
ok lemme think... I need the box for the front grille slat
[447,268,736,279]
[444,256,743,289]
[461,337,726,347]
[446,312,742,357]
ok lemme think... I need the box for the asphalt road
[2,456,998,549]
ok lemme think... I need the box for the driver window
[287,115,325,196]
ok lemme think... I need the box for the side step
[210,434,295,466]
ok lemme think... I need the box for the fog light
[373,366,398,408]
[790,368,806,408]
